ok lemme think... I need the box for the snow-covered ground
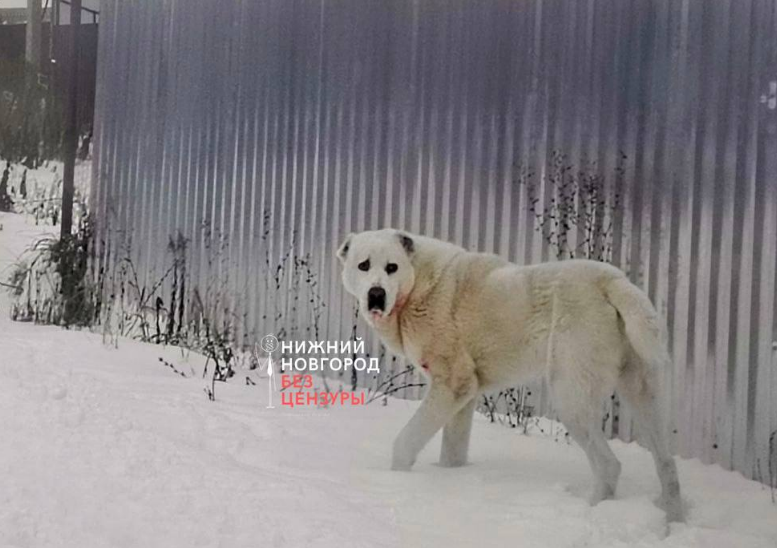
[1,210,776,548]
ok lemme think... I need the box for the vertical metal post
[25,0,42,69]
[50,0,60,64]
[61,0,81,240]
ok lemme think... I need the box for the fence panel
[93,0,777,482]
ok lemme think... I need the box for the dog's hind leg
[617,361,683,521]
[550,370,621,504]
[440,396,477,467]
[563,413,622,504]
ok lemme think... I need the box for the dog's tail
[604,276,670,372]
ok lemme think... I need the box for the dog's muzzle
[367,286,386,312]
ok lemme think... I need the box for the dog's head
[337,229,416,325]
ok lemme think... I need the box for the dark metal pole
[51,0,60,65]
[25,0,42,69]
[60,0,80,240]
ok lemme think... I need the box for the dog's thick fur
[338,229,682,521]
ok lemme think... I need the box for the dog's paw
[391,444,416,471]
[391,459,414,472]
[656,495,685,523]
[589,483,616,505]
[438,454,468,468]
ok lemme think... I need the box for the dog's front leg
[392,369,477,471]
[439,396,476,467]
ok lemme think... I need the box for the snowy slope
[1,211,776,548]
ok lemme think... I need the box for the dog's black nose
[367,286,386,311]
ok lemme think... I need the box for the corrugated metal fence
[92,0,777,483]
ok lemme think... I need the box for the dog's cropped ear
[397,231,414,256]
[337,233,354,264]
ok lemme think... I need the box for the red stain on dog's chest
[420,361,429,371]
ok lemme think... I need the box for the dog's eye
[385,263,398,275]
[358,259,370,272]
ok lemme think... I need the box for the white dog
[338,228,682,521]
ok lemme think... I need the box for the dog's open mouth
[369,310,385,321]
